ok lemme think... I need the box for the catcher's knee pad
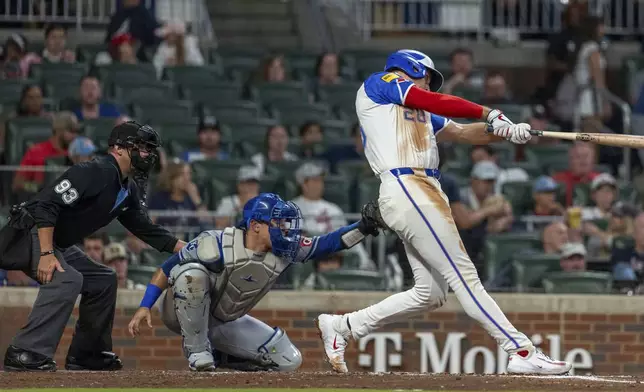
[259,327,302,372]
[169,262,211,306]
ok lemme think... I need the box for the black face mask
[124,125,161,174]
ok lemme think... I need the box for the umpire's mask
[108,121,161,174]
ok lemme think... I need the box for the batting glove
[486,109,514,139]
[508,123,532,144]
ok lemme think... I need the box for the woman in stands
[315,52,342,86]
[148,160,209,240]
[0,84,50,152]
[261,54,287,82]
[250,124,298,173]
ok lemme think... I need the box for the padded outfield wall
[1,288,644,374]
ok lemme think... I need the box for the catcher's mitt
[359,200,388,236]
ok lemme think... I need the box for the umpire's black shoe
[65,351,123,371]
[3,345,57,372]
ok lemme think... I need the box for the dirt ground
[1,371,643,391]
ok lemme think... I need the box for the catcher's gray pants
[0,227,118,358]
[159,289,302,371]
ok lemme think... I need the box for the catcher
[128,193,383,371]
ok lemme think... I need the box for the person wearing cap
[292,162,375,270]
[103,242,144,290]
[0,120,186,372]
[552,142,600,206]
[148,160,208,238]
[13,111,79,194]
[531,176,564,216]
[460,161,514,275]
[180,116,229,163]
[583,201,638,258]
[581,173,617,221]
[558,242,587,272]
[469,145,529,194]
[611,212,644,290]
[214,165,261,228]
[68,136,97,165]
[0,33,41,79]
[72,76,121,121]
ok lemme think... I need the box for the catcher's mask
[108,121,161,174]
[237,193,303,263]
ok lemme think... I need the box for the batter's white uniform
[344,71,532,352]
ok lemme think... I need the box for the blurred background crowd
[1,0,644,296]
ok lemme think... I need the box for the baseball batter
[315,50,572,375]
[127,193,382,371]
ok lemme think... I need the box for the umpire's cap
[108,121,161,149]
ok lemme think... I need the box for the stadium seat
[317,83,362,110]
[163,65,224,87]
[542,271,613,294]
[323,175,352,212]
[115,83,176,104]
[320,119,351,139]
[336,160,372,178]
[30,63,88,83]
[483,233,542,283]
[442,161,471,178]
[252,81,311,104]
[204,101,263,124]
[76,43,107,63]
[501,181,534,216]
[511,254,561,292]
[266,160,308,180]
[132,100,196,124]
[0,79,36,104]
[357,178,381,209]
[128,265,158,285]
[191,160,249,184]
[215,49,264,80]
[182,82,245,104]
[284,52,319,77]
[97,63,158,86]
[43,80,81,101]
[317,269,386,291]
[83,118,118,150]
[272,102,331,126]
[341,50,389,77]
[139,248,168,266]
[524,144,569,171]
[452,85,482,101]
[5,117,53,164]
[291,262,315,289]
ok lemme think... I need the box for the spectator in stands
[531,176,565,216]
[543,222,570,254]
[83,232,110,263]
[148,160,208,238]
[0,84,50,151]
[610,212,644,290]
[152,22,205,78]
[180,116,229,163]
[0,33,40,79]
[559,242,587,272]
[251,124,298,173]
[299,121,324,159]
[442,48,484,95]
[315,52,341,86]
[544,1,586,100]
[480,72,512,105]
[552,142,600,206]
[583,201,637,259]
[324,122,366,173]
[469,145,528,194]
[105,0,161,49]
[103,242,145,290]
[582,173,617,221]
[13,111,78,193]
[261,54,287,83]
[460,161,514,275]
[41,24,75,63]
[73,75,121,121]
[292,162,374,270]
[214,165,261,228]
[68,136,97,165]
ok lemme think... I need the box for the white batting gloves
[487,109,514,138]
[508,123,532,144]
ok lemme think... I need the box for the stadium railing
[344,0,643,39]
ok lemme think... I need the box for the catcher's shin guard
[169,262,212,355]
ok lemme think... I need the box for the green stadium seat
[291,262,315,289]
[317,269,385,291]
[132,101,196,124]
[163,65,224,87]
[321,119,351,139]
[452,85,482,101]
[83,118,117,150]
[323,175,352,212]
[483,233,542,284]
[116,83,176,104]
[542,271,613,294]
[357,177,381,209]
[216,50,263,79]
[442,161,471,178]
[284,52,318,76]
[139,248,168,266]
[336,160,372,178]
[273,102,331,126]
[501,181,534,217]
[511,254,561,292]
[0,79,36,104]
[191,159,249,183]
[266,160,307,180]
[204,101,263,124]
[182,83,245,103]
[97,63,158,86]
[342,50,389,76]
[317,83,361,110]
[30,63,88,82]
[252,82,311,104]
[127,265,158,285]
[5,117,53,164]
[524,144,569,169]
[43,80,81,101]
[76,43,107,63]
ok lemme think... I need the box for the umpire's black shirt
[24,154,178,252]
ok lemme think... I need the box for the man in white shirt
[292,162,374,270]
[214,165,261,228]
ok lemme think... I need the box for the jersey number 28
[403,109,427,124]
[54,179,79,204]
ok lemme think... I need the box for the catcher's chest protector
[211,227,288,322]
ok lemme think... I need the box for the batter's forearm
[452,123,504,144]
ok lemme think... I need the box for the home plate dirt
[1,371,644,391]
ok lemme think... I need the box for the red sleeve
[404,86,484,119]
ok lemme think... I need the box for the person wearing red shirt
[13,111,79,193]
[552,142,600,206]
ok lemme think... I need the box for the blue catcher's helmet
[384,49,444,92]
[238,193,303,262]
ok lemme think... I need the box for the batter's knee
[409,284,446,311]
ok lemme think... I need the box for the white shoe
[315,314,348,373]
[188,351,216,372]
[507,348,572,375]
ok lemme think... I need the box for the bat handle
[529,130,543,136]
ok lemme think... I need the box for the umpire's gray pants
[0,227,118,358]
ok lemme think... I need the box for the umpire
[0,121,186,372]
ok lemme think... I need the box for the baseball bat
[529,130,644,149]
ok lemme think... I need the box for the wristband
[140,284,163,309]
[40,250,55,256]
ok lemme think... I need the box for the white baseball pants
[343,170,532,352]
